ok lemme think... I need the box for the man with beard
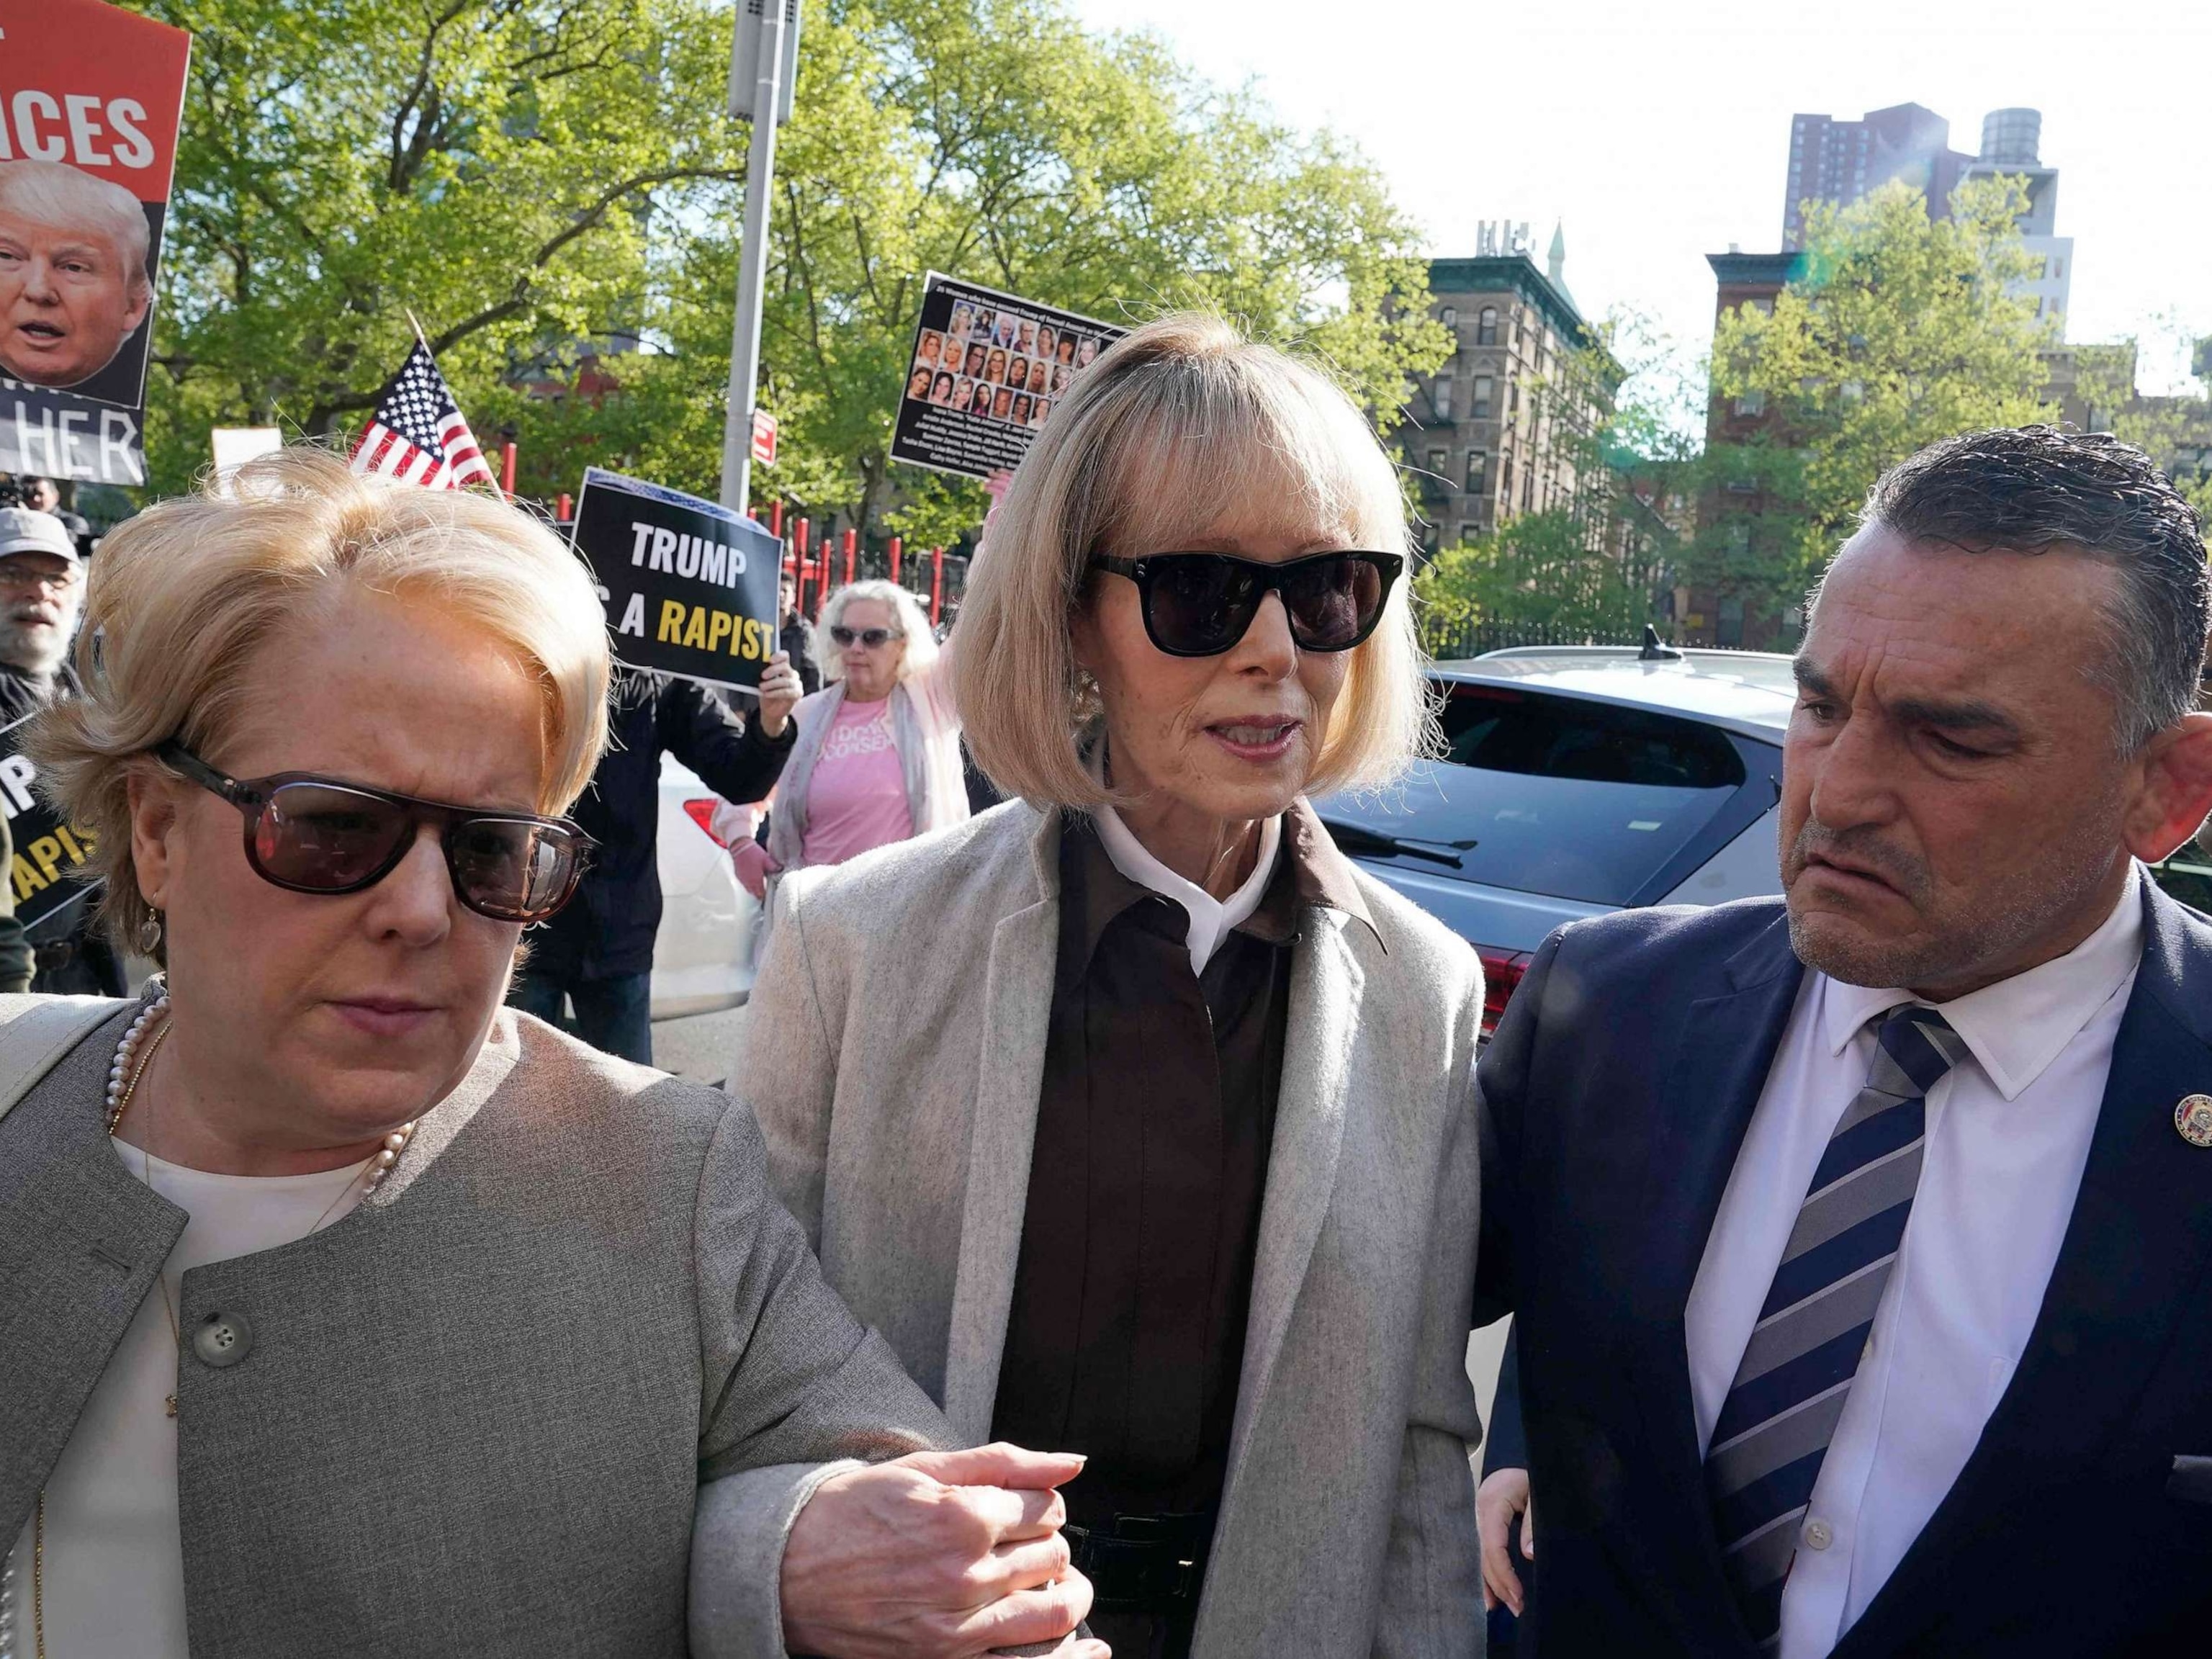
[0,505,118,994]
[1473,428,2212,1658]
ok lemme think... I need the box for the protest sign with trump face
[0,0,190,484]
[0,160,154,390]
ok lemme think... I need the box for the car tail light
[682,799,728,847]
[1476,948,1534,1037]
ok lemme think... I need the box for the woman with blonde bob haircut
[746,313,1489,1658]
[0,448,1110,1659]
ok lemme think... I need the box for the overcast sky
[1067,0,2211,395]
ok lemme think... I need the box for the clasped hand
[781,1443,1109,1659]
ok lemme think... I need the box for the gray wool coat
[742,801,1489,1659]
[0,997,953,1658]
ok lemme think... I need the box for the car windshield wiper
[1322,820,1478,868]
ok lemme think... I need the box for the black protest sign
[889,271,1126,481]
[0,714,98,928]
[570,467,783,695]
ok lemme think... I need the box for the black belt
[1064,1513,1213,1614]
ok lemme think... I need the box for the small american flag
[349,339,497,491]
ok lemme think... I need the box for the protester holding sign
[0,503,120,992]
[529,467,804,1065]
[730,580,967,907]
[0,810,32,992]
[508,662,799,1066]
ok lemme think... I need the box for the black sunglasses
[829,625,899,648]
[158,742,594,925]
[1088,549,1404,658]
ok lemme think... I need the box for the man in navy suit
[1474,426,2212,1658]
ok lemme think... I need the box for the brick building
[1395,228,1622,555]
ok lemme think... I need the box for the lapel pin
[2177,1094,2212,1148]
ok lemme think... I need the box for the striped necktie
[1704,1003,1969,1649]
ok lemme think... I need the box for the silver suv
[1318,643,1794,1036]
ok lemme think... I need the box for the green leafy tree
[1415,307,1690,647]
[2071,325,2212,526]
[1701,176,2054,615]
[1415,506,1662,647]
[130,0,1447,534]
[135,0,742,495]
[554,0,1447,541]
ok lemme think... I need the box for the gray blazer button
[192,1311,253,1368]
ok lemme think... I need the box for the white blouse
[3,1147,367,1658]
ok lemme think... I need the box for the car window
[1336,684,1755,907]
[1441,684,1747,789]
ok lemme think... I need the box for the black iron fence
[1422,619,1645,660]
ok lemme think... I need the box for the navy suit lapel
[1624,904,1804,1657]
[1835,882,2212,1658]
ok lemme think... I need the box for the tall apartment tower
[1781,103,1973,250]
[1781,102,2072,332]
[1961,108,2072,329]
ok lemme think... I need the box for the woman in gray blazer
[746,315,1488,1659]
[0,449,1101,1659]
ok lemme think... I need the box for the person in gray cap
[0,504,84,721]
[0,504,117,994]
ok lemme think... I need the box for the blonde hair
[951,312,1431,808]
[27,446,611,949]
[0,158,152,293]
[817,579,939,685]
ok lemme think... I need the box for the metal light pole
[719,1,796,515]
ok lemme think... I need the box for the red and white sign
[0,0,192,485]
[750,407,777,467]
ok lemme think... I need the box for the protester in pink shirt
[732,580,967,906]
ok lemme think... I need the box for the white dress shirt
[1090,799,1281,975]
[1683,869,2144,1658]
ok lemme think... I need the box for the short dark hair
[1858,425,2210,750]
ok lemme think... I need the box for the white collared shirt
[1683,868,2146,1658]
[1089,800,1282,976]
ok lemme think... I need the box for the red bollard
[555,492,572,523]
[793,518,811,616]
[930,547,945,627]
[842,526,857,587]
[889,536,902,585]
[500,441,518,497]
[770,500,784,539]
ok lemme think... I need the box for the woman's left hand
[757,652,803,738]
[779,1443,1097,1658]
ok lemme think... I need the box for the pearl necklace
[2,994,428,1659]
[104,990,420,1196]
